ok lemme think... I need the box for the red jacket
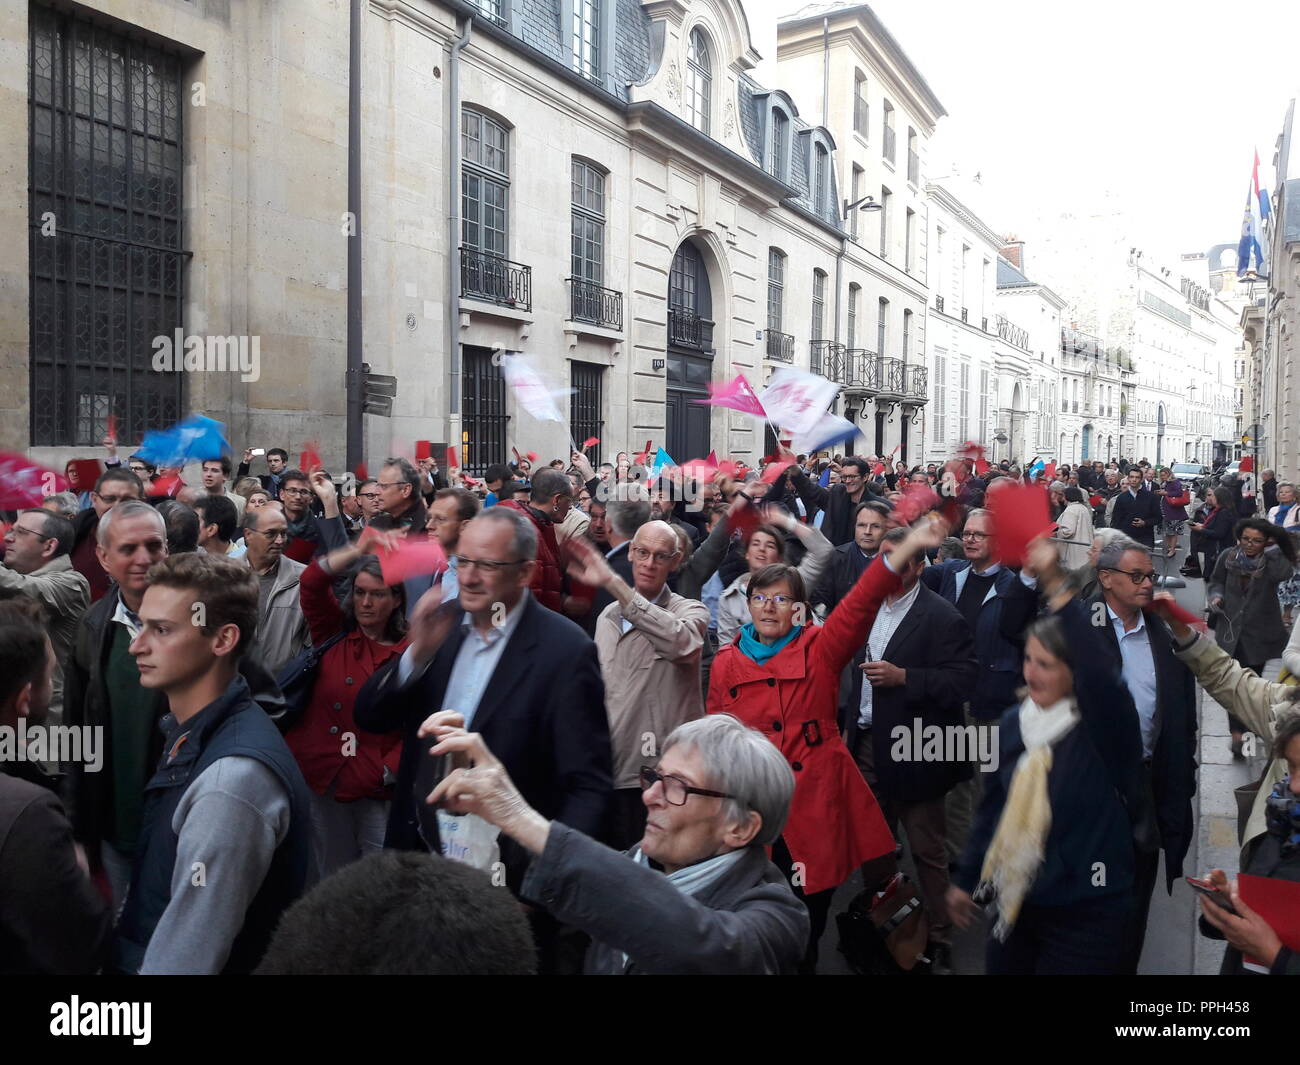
[708,556,899,894]
[284,559,409,801]
[496,501,565,613]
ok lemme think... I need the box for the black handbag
[275,629,348,723]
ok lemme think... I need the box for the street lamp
[843,195,883,220]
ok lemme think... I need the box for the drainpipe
[448,16,474,432]
[345,0,364,470]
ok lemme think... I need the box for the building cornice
[925,183,1002,253]
[777,7,946,127]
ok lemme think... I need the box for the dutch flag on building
[1237,149,1271,277]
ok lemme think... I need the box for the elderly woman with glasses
[420,713,808,974]
[284,539,409,876]
[708,516,949,972]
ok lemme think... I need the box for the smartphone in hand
[1186,876,1239,915]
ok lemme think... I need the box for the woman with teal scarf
[707,515,949,972]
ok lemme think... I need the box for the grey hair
[1092,527,1130,551]
[474,506,538,562]
[607,497,652,539]
[964,507,992,524]
[97,499,165,548]
[661,714,795,847]
[42,491,80,521]
[1096,535,1148,572]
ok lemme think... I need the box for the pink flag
[699,374,767,418]
[377,537,448,585]
[0,453,68,508]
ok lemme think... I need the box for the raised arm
[813,516,947,675]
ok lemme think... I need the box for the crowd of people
[1,435,1298,977]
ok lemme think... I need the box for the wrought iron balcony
[844,348,877,391]
[810,340,847,382]
[935,294,944,313]
[668,308,714,350]
[567,278,623,331]
[460,247,532,311]
[764,329,795,362]
[878,356,906,397]
[960,306,968,323]
[996,314,1030,351]
[905,364,928,402]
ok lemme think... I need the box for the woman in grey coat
[422,712,809,974]
[1207,517,1298,751]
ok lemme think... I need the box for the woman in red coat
[708,516,947,971]
[285,543,410,876]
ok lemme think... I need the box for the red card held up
[1238,873,1300,960]
[891,482,939,525]
[354,462,369,482]
[70,459,103,491]
[581,437,600,450]
[1146,597,1207,633]
[988,480,1055,566]
[300,442,322,474]
[415,440,432,461]
[1239,456,1254,473]
[152,471,183,498]
[761,459,795,484]
[730,500,761,542]
[446,447,459,468]
[378,537,448,585]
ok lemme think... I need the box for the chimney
[1001,238,1025,271]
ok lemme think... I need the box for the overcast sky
[747,0,1300,259]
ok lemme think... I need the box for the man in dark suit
[812,501,889,613]
[354,505,612,968]
[1091,536,1197,973]
[921,507,1038,859]
[790,456,890,547]
[840,527,979,973]
[1110,468,1162,546]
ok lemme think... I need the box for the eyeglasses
[376,481,408,490]
[639,766,735,806]
[7,524,51,542]
[749,592,796,607]
[280,487,312,497]
[452,556,525,574]
[94,492,134,506]
[1102,567,1156,585]
[358,492,382,501]
[629,546,679,565]
[961,530,990,541]
[1239,536,1268,546]
[252,529,290,542]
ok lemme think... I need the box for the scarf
[622,847,749,970]
[977,695,1079,941]
[1275,503,1294,527]
[738,622,803,665]
[1265,776,1300,855]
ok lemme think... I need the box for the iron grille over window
[570,362,603,464]
[461,347,508,475]
[29,6,186,447]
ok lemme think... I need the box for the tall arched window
[813,143,829,215]
[767,109,788,180]
[767,249,785,334]
[686,29,711,135]
[811,269,826,343]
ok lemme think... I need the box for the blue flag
[136,414,232,467]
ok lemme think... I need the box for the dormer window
[813,143,829,215]
[686,29,711,135]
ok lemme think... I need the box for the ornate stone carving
[723,99,736,139]
[666,61,682,101]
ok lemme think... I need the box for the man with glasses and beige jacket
[565,520,710,851]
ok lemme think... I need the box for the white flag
[759,367,841,436]
[501,354,567,423]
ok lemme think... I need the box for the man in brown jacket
[565,520,709,850]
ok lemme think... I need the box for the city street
[816,540,1265,976]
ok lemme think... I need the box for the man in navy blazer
[1089,538,1198,973]
[1110,468,1163,547]
[921,508,1038,860]
[355,507,612,902]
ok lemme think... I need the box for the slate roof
[997,256,1034,289]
